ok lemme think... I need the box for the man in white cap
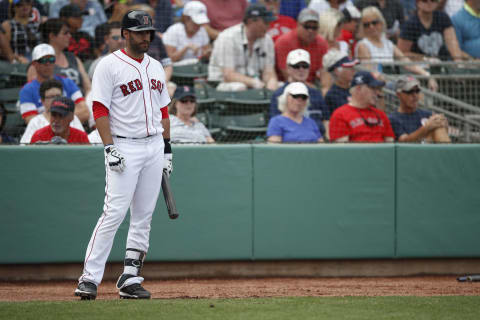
[329,70,394,142]
[270,48,329,138]
[208,2,278,91]
[162,1,211,64]
[323,48,359,115]
[274,8,328,85]
[19,43,89,124]
[389,75,450,143]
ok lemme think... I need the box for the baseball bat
[161,170,179,219]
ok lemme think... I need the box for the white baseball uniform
[79,49,171,286]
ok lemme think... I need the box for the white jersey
[20,113,85,144]
[91,49,171,138]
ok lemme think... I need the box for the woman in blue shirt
[267,82,323,143]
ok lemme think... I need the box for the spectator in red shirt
[199,0,247,40]
[338,5,361,57]
[329,70,394,142]
[259,0,297,43]
[31,96,90,144]
[274,8,328,85]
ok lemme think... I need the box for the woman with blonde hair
[267,82,324,143]
[318,9,349,55]
[355,6,438,91]
[318,8,349,95]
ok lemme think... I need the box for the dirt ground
[1,276,479,301]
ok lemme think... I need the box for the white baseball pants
[79,135,164,286]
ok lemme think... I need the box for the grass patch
[1,296,479,320]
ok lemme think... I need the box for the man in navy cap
[30,96,90,144]
[323,48,359,116]
[329,70,394,143]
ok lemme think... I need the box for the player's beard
[129,39,150,55]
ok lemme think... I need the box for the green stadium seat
[0,87,22,104]
[2,110,24,140]
[210,112,267,142]
[172,62,208,87]
[0,61,27,88]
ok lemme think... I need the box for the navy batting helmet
[121,10,155,41]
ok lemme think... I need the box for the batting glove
[164,138,173,177]
[104,144,125,172]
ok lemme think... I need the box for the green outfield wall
[0,144,479,264]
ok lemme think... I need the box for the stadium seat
[2,110,24,140]
[211,112,267,142]
[0,61,27,88]
[172,62,208,87]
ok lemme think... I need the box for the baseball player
[74,10,172,300]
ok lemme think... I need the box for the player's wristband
[164,138,172,154]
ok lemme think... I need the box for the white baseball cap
[287,49,310,65]
[183,1,209,25]
[323,48,359,72]
[284,82,309,97]
[32,43,55,61]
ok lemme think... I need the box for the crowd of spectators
[0,0,475,145]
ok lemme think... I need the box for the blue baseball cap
[50,96,75,116]
[244,3,276,22]
[173,85,196,100]
[350,71,385,88]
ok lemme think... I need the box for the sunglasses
[302,24,318,31]
[403,88,421,95]
[111,35,121,40]
[44,94,61,100]
[179,98,196,103]
[363,20,380,28]
[420,0,439,3]
[290,63,310,70]
[37,56,56,64]
[290,94,308,101]
[356,109,382,127]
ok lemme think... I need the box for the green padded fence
[0,144,479,264]
[253,144,395,259]
[395,144,480,258]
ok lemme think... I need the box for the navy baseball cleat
[119,283,151,299]
[74,281,97,300]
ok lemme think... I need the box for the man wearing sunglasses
[88,21,125,79]
[275,8,328,85]
[388,75,450,142]
[19,43,88,124]
[323,48,359,116]
[329,70,395,142]
[269,48,329,138]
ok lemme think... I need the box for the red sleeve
[93,101,109,120]
[161,106,169,119]
[329,108,350,141]
[74,97,85,104]
[22,110,38,119]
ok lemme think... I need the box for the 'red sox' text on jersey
[90,49,171,138]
